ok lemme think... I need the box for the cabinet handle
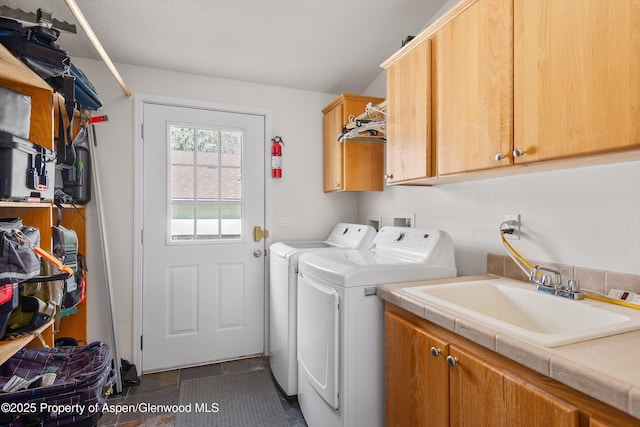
[430,347,441,358]
[335,183,340,188]
[446,355,458,367]
[494,152,507,161]
[513,148,525,158]
[385,173,394,180]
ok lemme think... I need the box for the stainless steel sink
[403,278,640,347]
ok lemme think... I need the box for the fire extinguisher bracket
[271,136,284,178]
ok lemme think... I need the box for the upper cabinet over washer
[322,93,385,192]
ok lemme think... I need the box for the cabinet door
[503,373,579,427]
[385,311,449,427]
[514,0,640,163]
[385,39,432,183]
[323,102,344,192]
[449,344,580,427]
[343,140,384,191]
[448,344,507,426]
[432,0,513,176]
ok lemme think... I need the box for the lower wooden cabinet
[385,303,638,427]
[448,344,579,426]
[386,308,449,426]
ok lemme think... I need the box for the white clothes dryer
[269,223,377,397]
[296,227,457,427]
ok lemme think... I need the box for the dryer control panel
[371,226,456,268]
[326,223,377,248]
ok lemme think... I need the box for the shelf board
[0,319,54,365]
[0,201,54,208]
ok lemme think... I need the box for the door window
[169,125,243,241]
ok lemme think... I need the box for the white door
[141,102,266,372]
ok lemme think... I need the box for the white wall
[358,163,640,277]
[73,58,357,361]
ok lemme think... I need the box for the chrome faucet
[529,265,583,300]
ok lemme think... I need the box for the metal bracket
[0,6,77,33]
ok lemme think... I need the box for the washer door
[297,271,339,409]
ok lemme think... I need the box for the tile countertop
[377,275,640,420]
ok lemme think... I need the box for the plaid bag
[0,342,115,427]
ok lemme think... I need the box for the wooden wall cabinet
[385,39,433,183]
[432,0,513,176]
[382,0,640,184]
[513,0,640,164]
[385,303,638,427]
[0,45,87,363]
[322,93,385,192]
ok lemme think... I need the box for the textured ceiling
[1,0,447,94]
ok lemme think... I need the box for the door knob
[253,226,269,242]
[447,355,458,367]
[253,250,263,258]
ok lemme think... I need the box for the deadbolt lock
[253,226,269,242]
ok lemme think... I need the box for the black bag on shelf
[52,225,85,309]
[0,218,41,285]
[0,17,103,112]
[61,127,92,204]
[5,258,65,337]
[0,17,70,87]
[0,341,115,427]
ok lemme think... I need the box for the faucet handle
[567,279,580,292]
[529,266,540,282]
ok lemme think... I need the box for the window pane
[170,126,195,154]
[220,167,241,200]
[221,131,242,167]
[171,202,194,241]
[220,204,241,239]
[171,165,195,199]
[196,204,219,240]
[196,129,220,166]
[196,165,219,200]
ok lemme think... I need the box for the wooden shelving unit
[0,44,87,362]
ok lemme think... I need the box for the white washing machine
[296,226,457,427]
[269,223,377,397]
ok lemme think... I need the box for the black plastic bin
[0,131,55,202]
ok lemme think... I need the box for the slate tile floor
[97,357,307,427]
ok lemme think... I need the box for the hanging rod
[64,0,132,97]
[339,101,386,142]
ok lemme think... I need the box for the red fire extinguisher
[271,136,283,178]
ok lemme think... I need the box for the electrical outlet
[393,213,415,228]
[504,214,521,240]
